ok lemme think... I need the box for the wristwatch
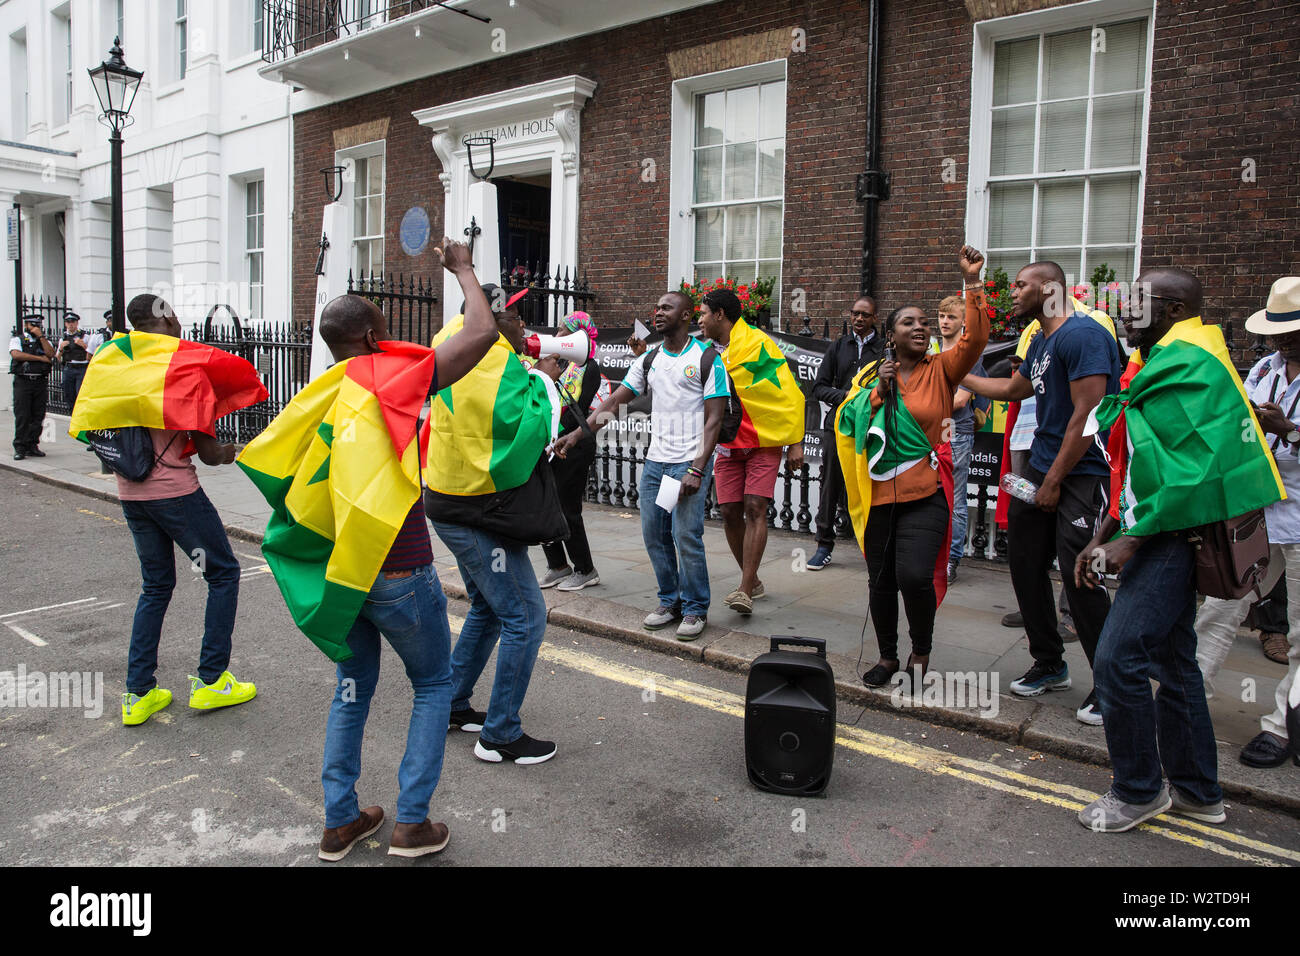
[1285,426,1300,445]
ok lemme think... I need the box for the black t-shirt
[1015,313,1120,477]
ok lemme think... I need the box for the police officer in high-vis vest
[9,314,55,460]
[56,312,92,411]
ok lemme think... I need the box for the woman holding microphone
[845,247,991,686]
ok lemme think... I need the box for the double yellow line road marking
[489,620,1296,866]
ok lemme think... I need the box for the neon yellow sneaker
[122,687,173,726]
[188,670,257,710]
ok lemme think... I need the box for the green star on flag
[741,348,786,390]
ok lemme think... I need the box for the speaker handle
[769,636,827,657]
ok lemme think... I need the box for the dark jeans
[1007,465,1110,672]
[121,489,241,695]
[1094,532,1221,805]
[814,429,847,549]
[62,363,87,411]
[541,437,596,574]
[865,490,949,659]
[12,375,47,451]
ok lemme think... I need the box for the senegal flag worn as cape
[835,362,954,607]
[720,317,805,449]
[237,341,435,661]
[1086,317,1284,536]
[68,331,267,438]
[421,315,557,496]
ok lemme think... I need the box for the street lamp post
[87,38,143,337]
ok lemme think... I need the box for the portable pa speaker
[744,637,836,796]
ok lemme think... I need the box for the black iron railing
[262,0,447,63]
[348,270,441,346]
[189,318,311,444]
[501,262,596,330]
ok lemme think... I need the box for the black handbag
[423,455,570,546]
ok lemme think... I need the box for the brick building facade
[281,0,1299,353]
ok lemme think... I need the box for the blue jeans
[639,458,713,617]
[432,521,547,746]
[949,432,973,567]
[1093,532,1221,805]
[322,565,453,827]
[121,488,240,695]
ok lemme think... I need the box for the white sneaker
[1076,690,1103,726]
[676,615,705,640]
[643,605,681,630]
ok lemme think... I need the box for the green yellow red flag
[68,331,267,437]
[1087,317,1285,536]
[835,361,954,605]
[421,316,557,496]
[237,341,435,661]
[719,318,805,449]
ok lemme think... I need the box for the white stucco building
[1,0,292,338]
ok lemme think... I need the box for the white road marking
[0,598,96,619]
[5,623,47,647]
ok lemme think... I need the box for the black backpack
[641,344,742,444]
[85,428,178,482]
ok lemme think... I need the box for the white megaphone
[524,330,593,365]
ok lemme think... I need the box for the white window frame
[176,0,188,80]
[252,0,264,52]
[244,178,265,320]
[50,8,73,128]
[64,14,73,121]
[11,31,29,138]
[668,59,788,324]
[336,140,386,278]
[965,0,1155,284]
[345,0,386,35]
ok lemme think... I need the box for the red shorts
[713,446,783,504]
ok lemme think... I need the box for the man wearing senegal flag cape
[697,288,806,616]
[68,294,267,727]
[1071,269,1285,833]
[836,248,990,689]
[238,240,501,860]
[421,282,565,767]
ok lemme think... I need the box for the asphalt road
[2,470,1297,869]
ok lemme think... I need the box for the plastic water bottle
[1001,473,1039,503]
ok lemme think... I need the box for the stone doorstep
[5,456,1298,818]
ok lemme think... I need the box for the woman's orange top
[867,287,991,506]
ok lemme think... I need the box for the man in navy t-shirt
[962,261,1120,722]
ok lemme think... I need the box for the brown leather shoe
[318,806,384,861]
[1260,632,1290,665]
[388,818,450,858]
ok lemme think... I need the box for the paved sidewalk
[4,414,1298,813]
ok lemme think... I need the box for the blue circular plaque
[400,206,431,257]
